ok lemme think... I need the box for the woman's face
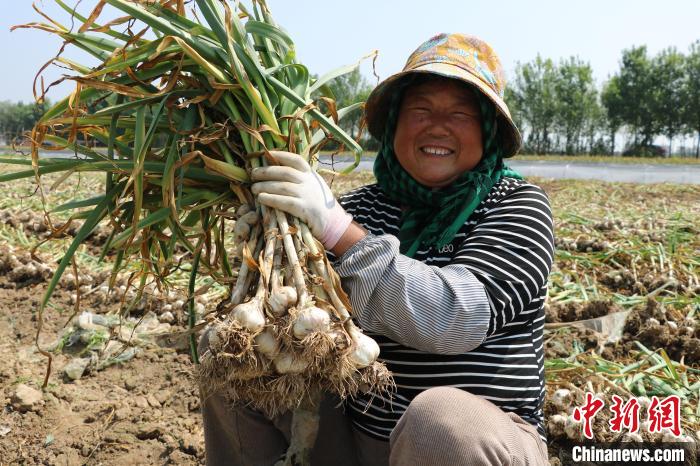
[393,78,483,188]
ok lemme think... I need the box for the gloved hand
[250,151,353,249]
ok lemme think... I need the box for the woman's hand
[251,151,353,249]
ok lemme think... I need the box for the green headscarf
[373,78,523,257]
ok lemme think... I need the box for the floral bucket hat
[364,33,522,157]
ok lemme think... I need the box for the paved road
[507,160,700,184]
[23,151,700,184]
[319,156,700,185]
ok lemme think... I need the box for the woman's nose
[425,114,451,136]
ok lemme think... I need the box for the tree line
[325,42,700,158]
[0,100,51,147]
[4,41,700,157]
[506,42,700,157]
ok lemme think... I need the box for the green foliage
[510,55,600,155]
[602,44,700,158]
[653,47,686,155]
[554,57,600,154]
[1,0,365,333]
[510,55,558,154]
[615,46,658,148]
[684,40,700,158]
[511,42,700,158]
[0,100,51,146]
[319,68,375,150]
[601,76,624,153]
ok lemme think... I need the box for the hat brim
[364,63,522,158]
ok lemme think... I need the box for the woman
[204,33,553,465]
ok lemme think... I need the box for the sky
[2,0,700,103]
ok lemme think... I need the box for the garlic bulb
[236,204,252,217]
[564,414,582,440]
[661,430,693,443]
[254,328,279,359]
[552,388,572,411]
[238,211,260,226]
[269,286,297,316]
[547,414,567,437]
[292,307,330,339]
[205,325,221,350]
[233,220,251,243]
[231,297,265,333]
[621,432,643,442]
[348,327,380,368]
[636,396,651,411]
[273,352,309,374]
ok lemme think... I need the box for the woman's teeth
[421,146,453,156]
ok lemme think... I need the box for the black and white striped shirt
[331,176,554,442]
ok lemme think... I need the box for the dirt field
[0,274,205,465]
[0,173,698,465]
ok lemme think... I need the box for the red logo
[572,392,605,439]
[570,393,684,439]
[647,395,681,437]
[609,395,640,434]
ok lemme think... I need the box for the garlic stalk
[269,216,297,316]
[230,221,263,305]
[275,209,309,307]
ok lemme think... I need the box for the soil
[624,299,700,364]
[545,300,622,323]
[0,258,205,465]
[545,295,700,365]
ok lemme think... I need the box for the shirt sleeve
[333,234,492,355]
[451,185,554,336]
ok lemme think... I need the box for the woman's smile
[393,78,484,188]
[420,145,454,157]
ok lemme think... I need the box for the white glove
[250,151,353,249]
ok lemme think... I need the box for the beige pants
[201,386,549,465]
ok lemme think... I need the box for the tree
[616,46,659,151]
[684,40,700,158]
[510,56,558,154]
[323,68,374,149]
[601,76,625,153]
[0,101,49,146]
[553,57,599,154]
[653,47,686,156]
[582,97,605,154]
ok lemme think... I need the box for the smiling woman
[208,33,554,466]
[394,77,484,187]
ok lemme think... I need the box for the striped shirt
[330,176,554,442]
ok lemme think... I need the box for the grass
[541,178,700,307]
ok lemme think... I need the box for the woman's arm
[329,221,368,257]
[334,184,554,354]
[334,233,491,355]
